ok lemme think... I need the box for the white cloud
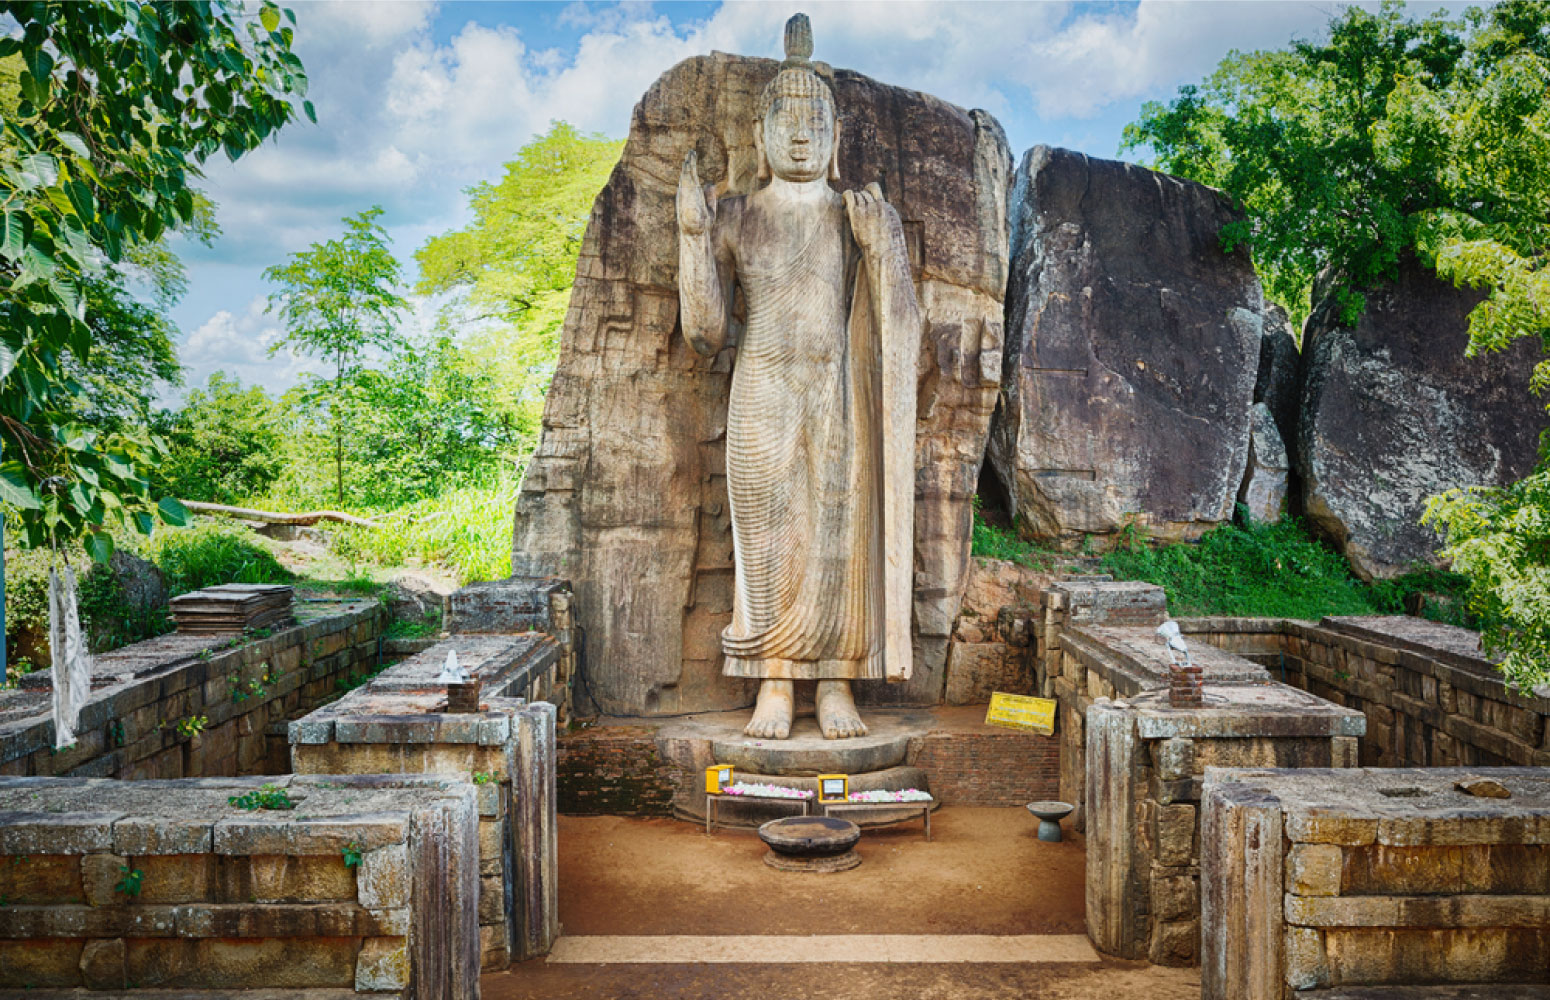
[179,296,324,397]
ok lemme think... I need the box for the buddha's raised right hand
[677,150,718,236]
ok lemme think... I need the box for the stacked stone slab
[0,773,479,996]
[1203,766,1550,998]
[0,600,384,781]
[1087,690,1364,966]
[1298,257,1550,579]
[509,50,1013,715]
[291,633,561,969]
[990,146,1264,547]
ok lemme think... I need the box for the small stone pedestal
[758,816,862,872]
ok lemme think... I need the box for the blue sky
[166,1,1448,399]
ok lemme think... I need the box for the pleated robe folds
[714,191,918,683]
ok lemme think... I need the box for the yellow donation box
[817,774,850,804]
[705,765,734,794]
[984,692,1056,735]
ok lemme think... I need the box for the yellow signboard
[984,692,1056,735]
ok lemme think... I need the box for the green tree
[339,336,522,508]
[417,122,622,438]
[0,0,311,561]
[1120,1,1548,333]
[263,206,407,505]
[154,373,285,506]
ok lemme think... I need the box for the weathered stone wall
[0,601,385,781]
[1202,766,1550,999]
[289,634,563,969]
[1086,692,1363,967]
[1184,616,1550,769]
[991,146,1264,548]
[1298,257,1550,579]
[0,773,480,996]
[510,51,1013,716]
[942,557,1051,705]
[906,727,1059,806]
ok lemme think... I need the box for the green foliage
[153,373,285,505]
[969,512,1060,569]
[331,336,523,508]
[417,122,623,440]
[0,0,307,561]
[264,206,408,504]
[1424,471,1550,691]
[114,866,142,898]
[175,715,207,738]
[1122,0,1550,334]
[341,841,363,869]
[1096,515,1471,623]
[228,784,294,811]
[145,522,291,596]
[471,771,496,785]
[2,545,170,660]
[332,469,521,584]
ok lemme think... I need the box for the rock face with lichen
[510,51,1012,716]
[989,146,1263,548]
[1298,258,1549,580]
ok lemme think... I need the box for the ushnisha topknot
[758,13,833,118]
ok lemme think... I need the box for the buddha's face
[762,96,835,183]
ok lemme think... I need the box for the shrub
[146,522,292,597]
[332,469,520,584]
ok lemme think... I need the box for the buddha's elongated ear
[754,119,771,182]
[828,116,842,182]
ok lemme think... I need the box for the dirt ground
[480,808,1202,999]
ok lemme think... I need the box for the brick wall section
[1182,616,1550,769]
[557,724,679,816]
[907,729,1059,805]
[0,601,386,781]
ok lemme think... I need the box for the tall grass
[332,470,520,584]
[146,522,293,596]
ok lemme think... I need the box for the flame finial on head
[759,12,832,117]
[783,13,813,66]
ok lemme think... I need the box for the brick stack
[1168,662,1204,707]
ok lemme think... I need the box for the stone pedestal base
[763,849,862,872]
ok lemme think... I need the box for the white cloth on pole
[49,566,91,749]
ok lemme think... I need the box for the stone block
[1200,781,1284,1000]
[1283,925,1329,991]
[1331,736,1359,768]
[113,814,213,855]
[0,811,120,854]
[358,843,410,909]
[0,939,83,988]
[1285,844,1343,897]
[124,937,358,989]
[1151,873,1198,920]
[78,936,126,990]
[1149,917,1198,966]
[0,854,83,904]
[235,855,356,904]
[356,936,411,992]
[479,874,505,924]
[1155,803,1196,866]
[1153,737,1195,781]
[81,852,127,907]
[135,854,217,903]
[1286,809,1379,846]
[213,813,408,855]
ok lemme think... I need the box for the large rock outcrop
[989,147,1263,547]
[510,53,1012,716]
[1299,259,1549,579]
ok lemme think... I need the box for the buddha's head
[755,14,840,184]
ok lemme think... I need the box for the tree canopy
[1122,0,1550,335]
[0,0,311,560]
[417,122,622,439]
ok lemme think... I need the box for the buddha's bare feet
[816,680,868,739]
[744,679,794,739]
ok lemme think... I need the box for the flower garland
[722,781,813,800]
[846,788,932,803]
